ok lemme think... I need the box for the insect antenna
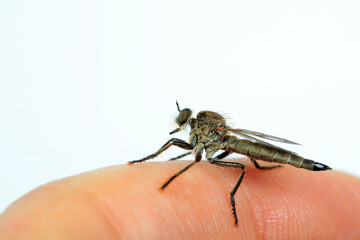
[176,100,181,112]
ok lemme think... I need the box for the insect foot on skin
[128,101,332,227]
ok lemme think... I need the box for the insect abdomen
[225,139,322,171]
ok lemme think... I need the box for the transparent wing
[217,127,299,155]
[219,127,300,144]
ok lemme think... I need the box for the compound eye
[176,108,192,126]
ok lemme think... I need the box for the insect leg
[230,171,245,227]
[208,158,245,227]
[168,151,192,161]
[213,151,232,160]
[128,138,193,164]
[208,159,245,169]
[160,152,202,190]
[250,158,282,170]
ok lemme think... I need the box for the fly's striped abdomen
[225,139,317,170]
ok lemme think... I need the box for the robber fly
[128,101,331,227]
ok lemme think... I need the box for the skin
[0,160,360,240]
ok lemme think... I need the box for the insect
[128,101,332,227]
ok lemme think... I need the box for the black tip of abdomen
[313,162,332,171]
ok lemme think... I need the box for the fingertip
[0,161,359,239]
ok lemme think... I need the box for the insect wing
[218,127,299,155]
[220,127,300,145]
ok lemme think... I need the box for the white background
[1,0,359,213]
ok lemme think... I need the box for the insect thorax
[189,111,228,149]
[196,111,226,127]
